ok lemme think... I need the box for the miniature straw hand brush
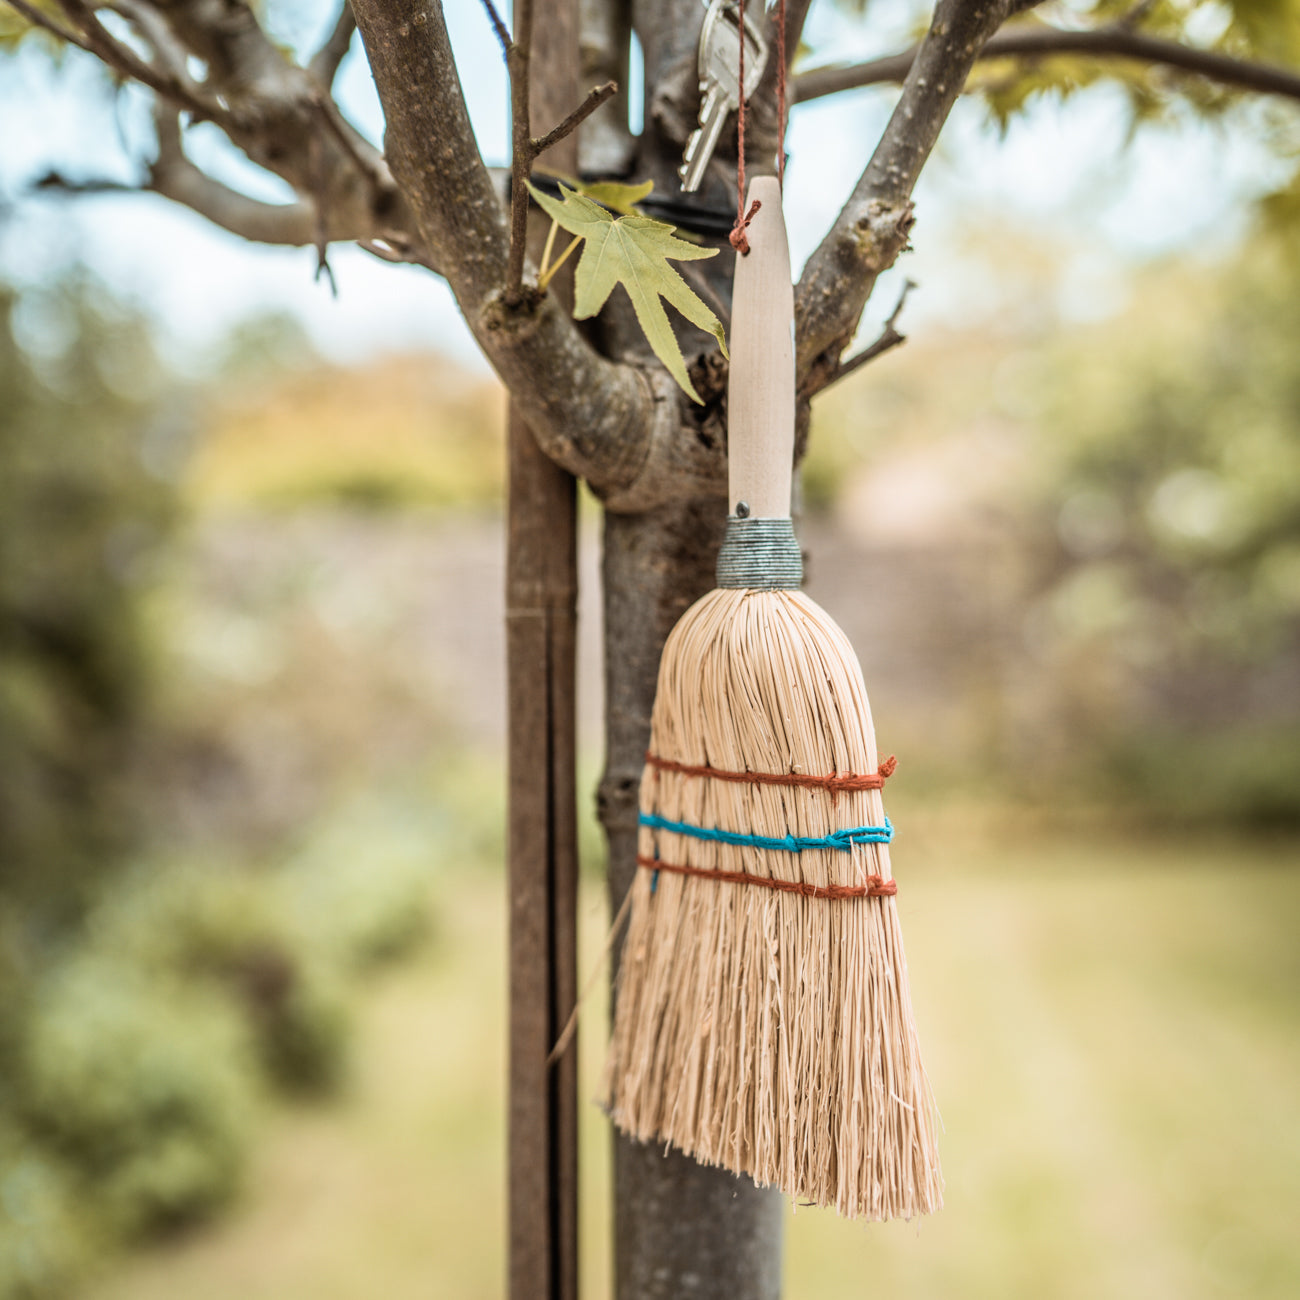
[602,177,942,1221]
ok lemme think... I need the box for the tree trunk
[599,503,785,1300]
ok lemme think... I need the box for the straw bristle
[603,586,942,1221]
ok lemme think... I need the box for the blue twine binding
[638,811,894,852]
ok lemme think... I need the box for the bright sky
[0,0,1292,372]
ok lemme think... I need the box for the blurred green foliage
[1030,235,1300,819]
[965,0,1300,130]
[804,222,1300,823]
[87,867,352,1096]
[187,353,504,515]
[0,274,179,940]
[3,810,443,1297]
[822,0,1300,121]
[1039,239,1300,657]
[21,956,254,1238]
[0,1126,84,1300]
[0,271,187,1298]
[274,802,438,972]
[0,274,456,1299]
[1101,723,1300,825]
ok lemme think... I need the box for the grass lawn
[83,819,1300,1300]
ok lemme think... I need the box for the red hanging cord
[729,0,756,253]
[729,0,788,256]
[776,0,786,189]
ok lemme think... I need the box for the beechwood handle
[726,176,795,522]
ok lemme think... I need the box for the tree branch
[531,79,617,155]
[795,0,1015,395]
[147,106,325,244]
[309,1,356,88]
[793,22,1300,105]
[150,168,321,244]
[139,0,416,255]
[745,0,817,171]
[141,0,296,102]
[3,0,92,52]
[106,0,198,94]
[783,0,814,56]
[141,0,393,207]
[33,170,136,194]
[488,3,615,305]
[37,0,222,115]
[34,155,323,245]
[822,277,915,389]
[5,0,419,254]
[505,0,535,306]
[477,0,511,55]
[350,0,656,494]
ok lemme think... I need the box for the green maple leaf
[573,178,654,216]
[533,172,655,216]
[526,181,727,404]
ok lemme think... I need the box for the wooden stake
[506,4,580,1298]
[506,419,578,1300]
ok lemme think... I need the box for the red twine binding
[730,0,753,254]
[729,199,761,254]
[645,752,897,805]
[637,854,896,900]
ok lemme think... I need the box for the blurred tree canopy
[969,0,1300,122]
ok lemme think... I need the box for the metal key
[679,0,768,193]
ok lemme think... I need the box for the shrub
[1102,724,1300,829]
[0,1130,85,1300]
[89,866,353,1095]
[20,957,255,1238]
[276,827,434,973]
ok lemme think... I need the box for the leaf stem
[483,0,618,305]
[538,235,581,292]
[539,217,560,281]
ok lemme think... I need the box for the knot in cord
[729,199,762,255]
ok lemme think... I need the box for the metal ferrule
[715,517,803,590]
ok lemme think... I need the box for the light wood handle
[727,176,794,521]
